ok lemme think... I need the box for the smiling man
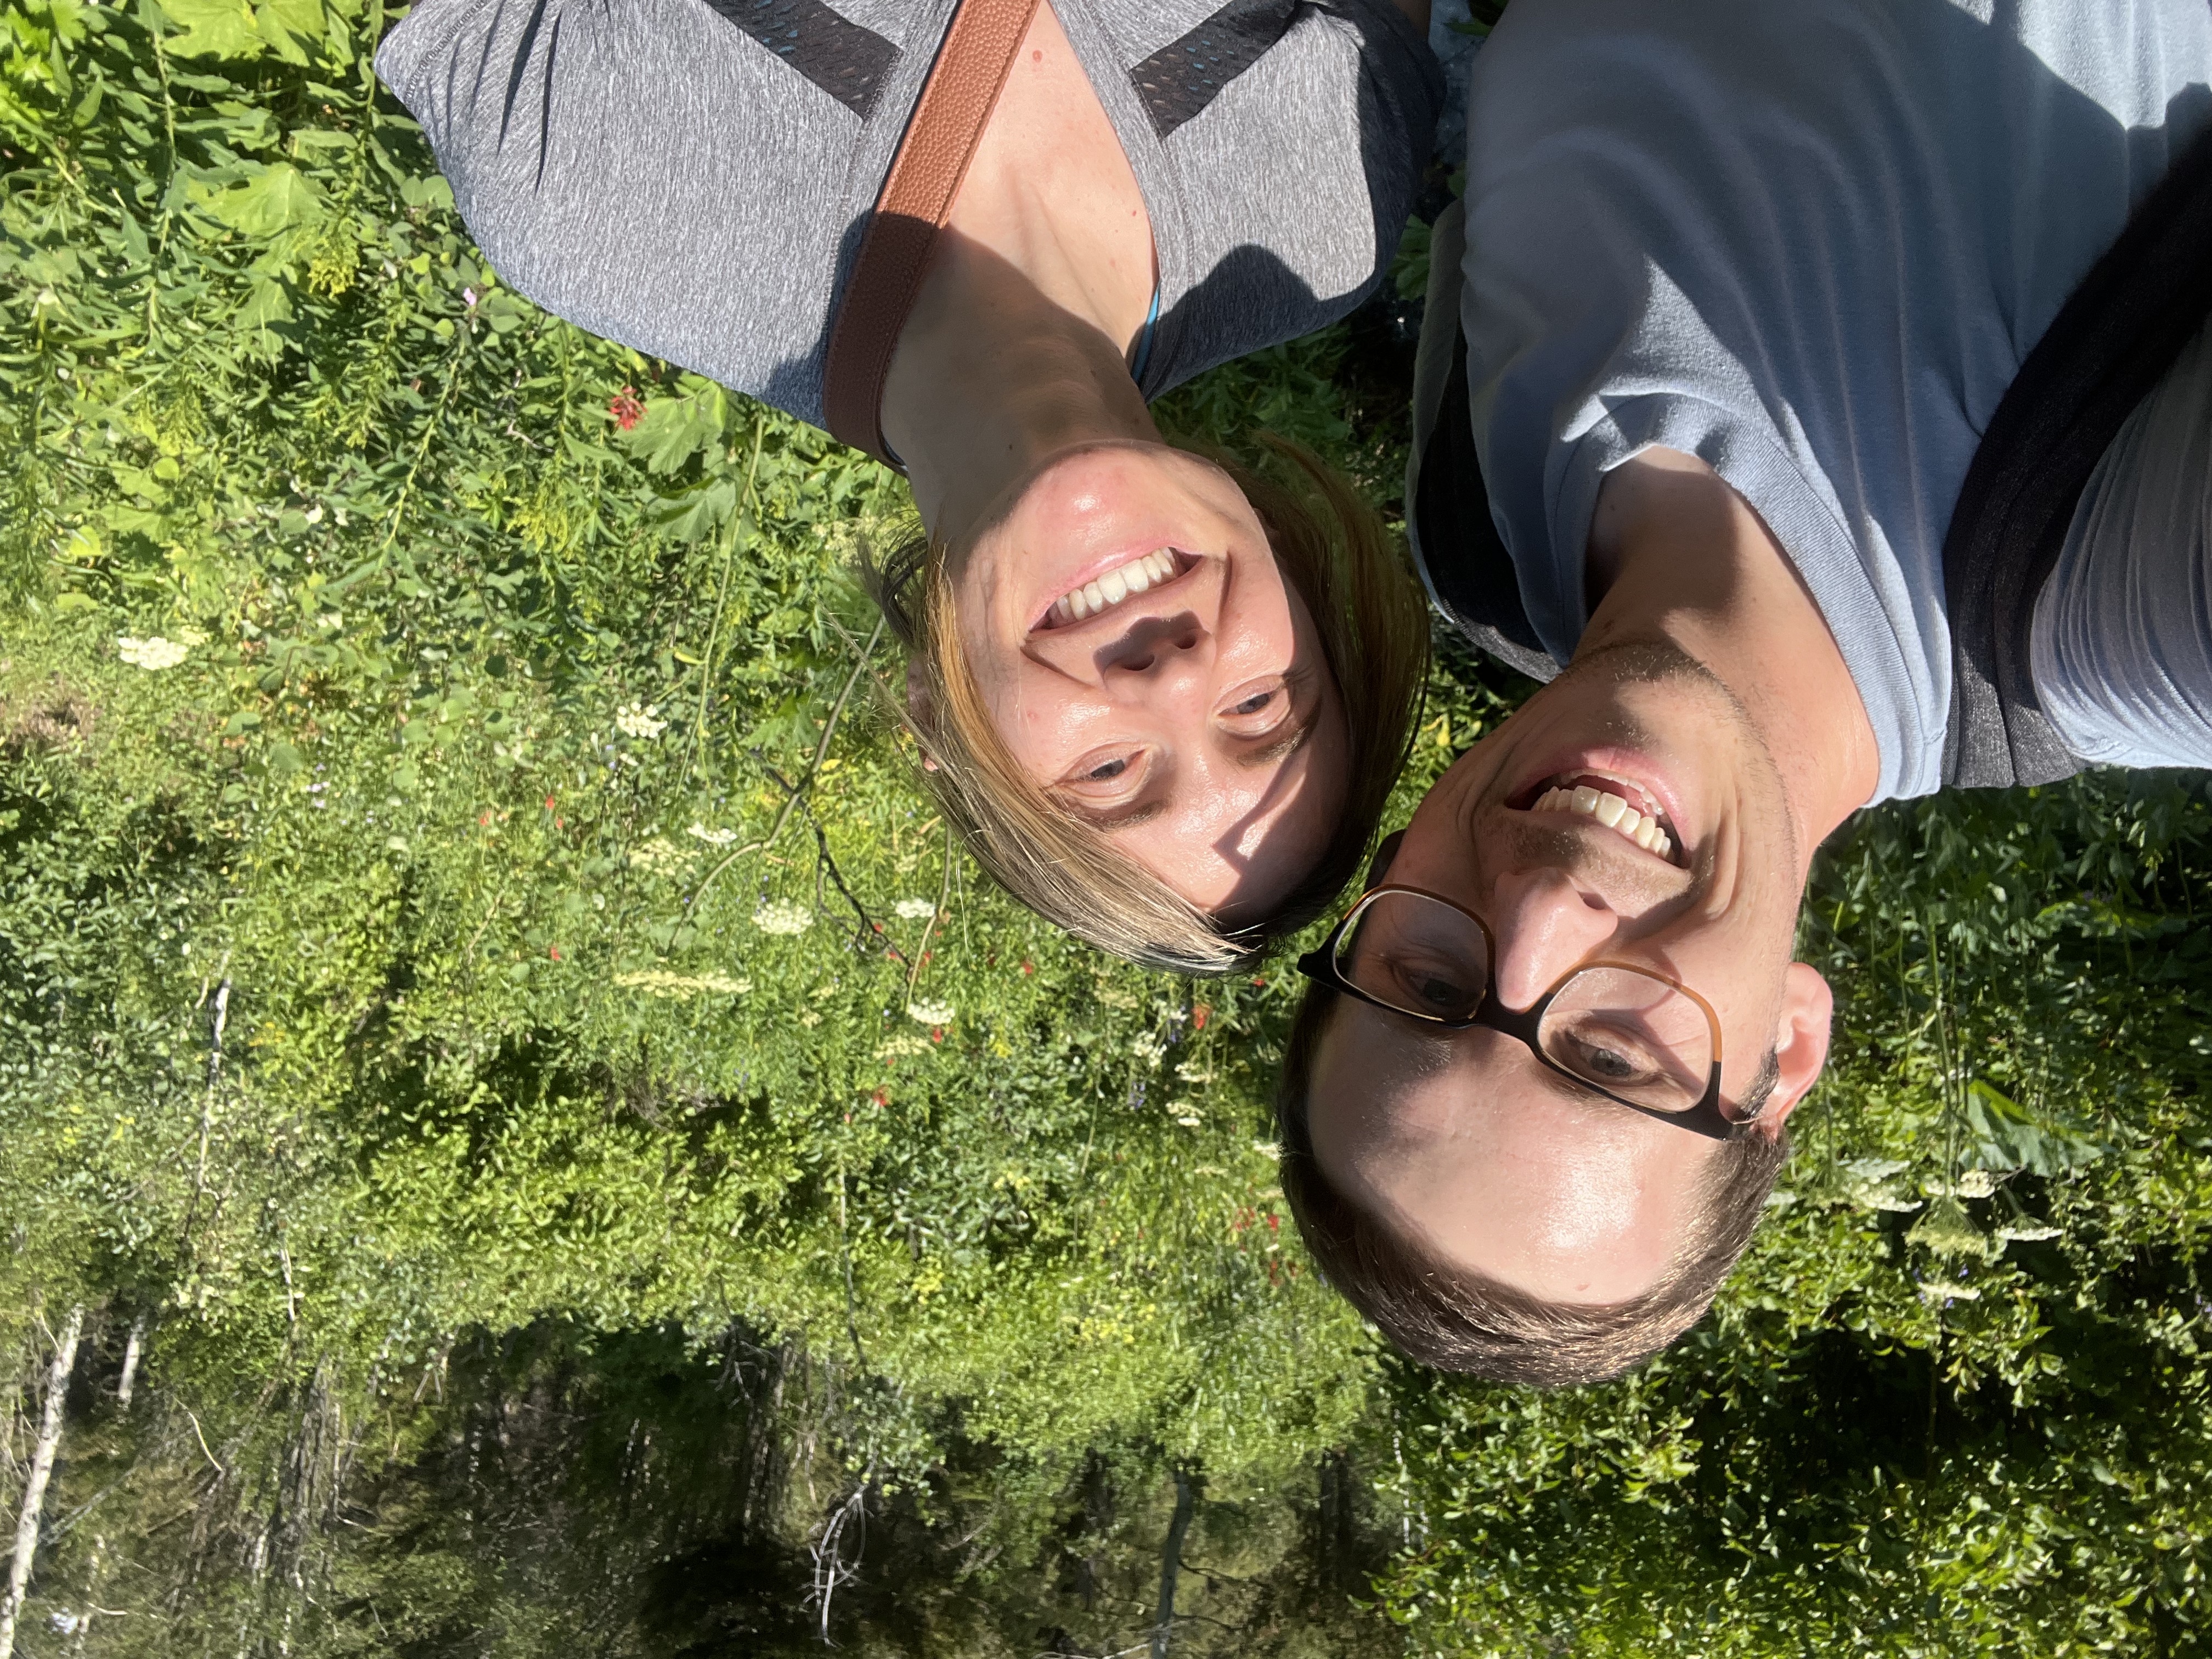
[1280,0,2212,1385]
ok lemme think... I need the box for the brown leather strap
[822,0,1041,463]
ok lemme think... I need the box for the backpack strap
[1404,195,1559,684]
[822,0,1040,464]
[1943,118,2212,788]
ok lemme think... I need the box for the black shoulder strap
[1410,322,1560,684]
[1943,119,2212,789]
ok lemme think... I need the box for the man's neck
[1582,448,1880,865]
[877,1,1156,543]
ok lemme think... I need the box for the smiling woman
[375,0,1440,968]
[868,436,1431,972]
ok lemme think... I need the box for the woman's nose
[1488,866,1619,1010]
[1102,611,1204,675]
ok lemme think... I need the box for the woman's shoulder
[376,0,957,424]
[1090,0,1438,396]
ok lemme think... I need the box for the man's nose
[1488,866,1620,1010]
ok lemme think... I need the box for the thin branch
[689,616,885,909]
[904,822,955,999]
[685,418,767,783]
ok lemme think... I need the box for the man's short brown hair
[1275,984,1790,1388]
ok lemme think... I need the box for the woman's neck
[877,1,1157,543]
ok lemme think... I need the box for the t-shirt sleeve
[375,0,862,425]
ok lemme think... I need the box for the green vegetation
[2,2,2209,1654]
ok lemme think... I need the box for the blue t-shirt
[1457,0,2212,803]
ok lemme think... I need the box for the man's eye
[1384,959,1476,1014]
[1561,1031,1654,1084]
[1582,1044,1639,1081]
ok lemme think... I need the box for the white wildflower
[1917,1283,1982,1306]
[117,635,190,670]
[614,970,749,998]
[753,899,813,935]
[615,701,668,740]
[628,837,689,874]
[894,898,937,921]
[1994,1222,2062,1243]
[1251,1140,1282,1160]
[1853,1189,1925,1215]
[1175,1114,1203,1128]
[876,1034,931,1059]
[907,998,955,1026]
[686,822,738,846]
[1840,1157,1909,1182]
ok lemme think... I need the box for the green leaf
[620,386,728,475]
[156,0,268,59]
[206,162,326,235]
[1963,1079,2107,1177]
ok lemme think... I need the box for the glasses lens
[1334,891,1490,1022]
[1538,967,1713,1111]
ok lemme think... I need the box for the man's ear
[1757,961,1835,1135]
[905,658,940,771]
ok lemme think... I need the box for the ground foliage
[2,2,2211,1655]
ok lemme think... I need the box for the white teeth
[1045,551,1182,628]
[1530,779,1679,864]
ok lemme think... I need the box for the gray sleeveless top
[376,0,1438,428]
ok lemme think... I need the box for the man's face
[1305,640,1834,1305]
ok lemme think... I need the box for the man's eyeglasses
[1295,885,1748,1141]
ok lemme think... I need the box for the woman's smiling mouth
[1040,548,1187,629]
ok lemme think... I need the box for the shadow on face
[1294,650,1837,1310]
[951,443,1350,918]
[1306,996,1722,1304]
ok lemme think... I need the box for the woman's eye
[1230,690,1276,717]
[1085,757,1131,782]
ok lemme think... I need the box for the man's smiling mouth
[1530,772,1678,862]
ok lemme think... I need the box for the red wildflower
[930,1027,944,1044]
[608,386,644,431]
[872,1090,889,1107]
[544,795,556,810]
[1192,1003,1210,1031]
[548,946,562,961]
[1020,960,1035,975]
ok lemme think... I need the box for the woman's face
[948,443,1349,921]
